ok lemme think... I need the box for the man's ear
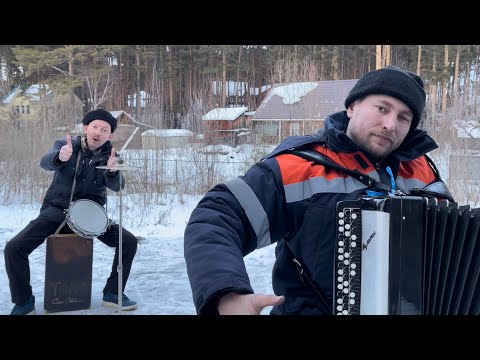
[108,133,114,141]
[346,102,355,118]
[83,125,88,134]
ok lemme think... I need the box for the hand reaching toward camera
[218,292,285,315]
[59,135,73,162]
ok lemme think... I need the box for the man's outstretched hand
[218,292,285,315]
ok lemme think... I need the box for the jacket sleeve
[184,157,288,314]
[40,139,68,171]
[104,170,124,192]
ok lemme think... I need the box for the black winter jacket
[39,135,123,219]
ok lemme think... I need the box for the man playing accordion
[184,66,454,315]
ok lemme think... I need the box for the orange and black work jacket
[184,110,453,315]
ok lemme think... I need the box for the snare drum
[66,199,110,238]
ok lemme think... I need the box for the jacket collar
[323,110,439,162]
[79,135,112,156]
[265,110,438,164]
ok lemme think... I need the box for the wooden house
[251,80,358,144]
[0,84,84,125]
[201,106,250,146]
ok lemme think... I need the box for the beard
[349,131,395,162]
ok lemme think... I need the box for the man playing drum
[4,109,138,315]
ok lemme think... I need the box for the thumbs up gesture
[59,135,73,162]
[106,147,119,172]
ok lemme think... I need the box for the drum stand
[97,162,140,313]
[117,171,124,313]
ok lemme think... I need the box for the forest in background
[1,45,479,130]
[1,45,480,211]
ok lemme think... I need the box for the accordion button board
[334,196,480,315]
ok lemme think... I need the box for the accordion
[334,196,480,315]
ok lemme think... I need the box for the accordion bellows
[334,196,480,315]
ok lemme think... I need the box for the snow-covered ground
[0,195,276,315]
[0,143,278,315]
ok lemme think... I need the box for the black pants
[4,208,138,305]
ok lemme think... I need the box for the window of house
[311,123,322,133]
[290,123,300,136]
[261,123,278,137]
[21,105,26,114]
[26,105,30,114]
[15,105,20,114]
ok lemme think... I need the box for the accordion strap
[287,149,392,193]
[407,154,455,202]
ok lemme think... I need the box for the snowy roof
[109,111,124,119]
[202,107,248,121]
[1,87,19,104]
[265,82,319,105]
[253,79,358,121]
[24,84,52,100]
[1,84,53,104]
[142,129,194,137]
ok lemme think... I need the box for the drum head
[68,200,108,236]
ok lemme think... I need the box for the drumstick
[118,127,140,155]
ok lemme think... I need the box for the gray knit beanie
[344,65,426,129]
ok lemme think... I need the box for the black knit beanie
[344,65,426,130]
[82,109,117,133]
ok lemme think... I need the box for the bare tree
[83,68,114,110]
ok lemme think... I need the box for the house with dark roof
[251,79,358,144]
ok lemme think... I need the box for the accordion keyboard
[335,205,362,315]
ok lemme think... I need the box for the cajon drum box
[44,234,93,313]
